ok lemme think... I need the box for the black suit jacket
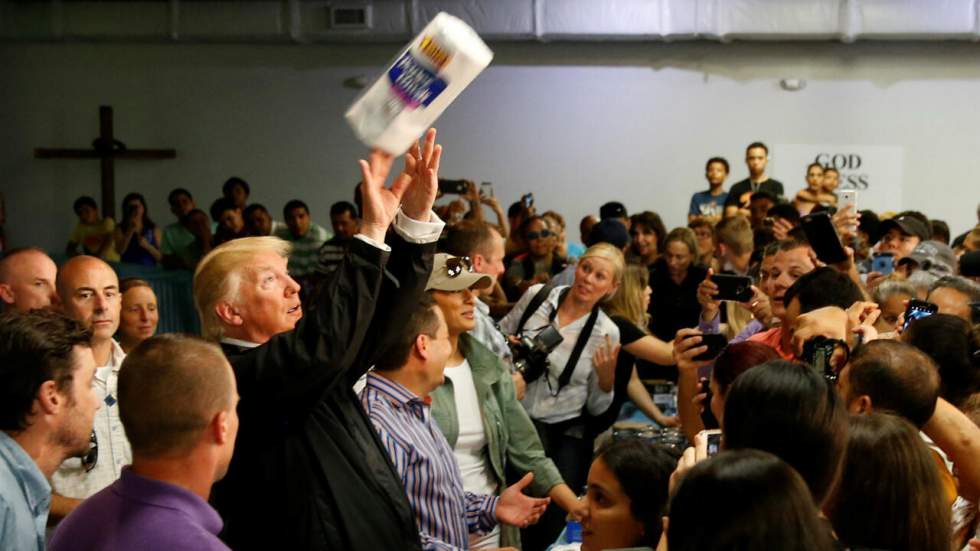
[212,233,430,551]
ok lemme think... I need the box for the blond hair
[578,242,626,302]
[193,236,292,341]
[715,215,753,256]
[604,264,650,332]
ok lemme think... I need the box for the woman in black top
[648,227,708,343]
[643,227,708,381]
[598,265,678,433]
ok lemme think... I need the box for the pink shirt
[747,327,796,360]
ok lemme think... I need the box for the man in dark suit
[193,130,444,550]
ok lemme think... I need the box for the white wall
[2,40,979,253]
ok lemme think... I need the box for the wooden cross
[35,105,176,219]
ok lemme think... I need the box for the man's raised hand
[358,149,413,243]
[401,128,442,221]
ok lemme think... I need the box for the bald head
[119,335,238,477]
[58,256,121,342]
[0,248,59,312]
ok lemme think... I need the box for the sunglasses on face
[445,256,473,278]
[82,430,98,473]
[526,230,552,240]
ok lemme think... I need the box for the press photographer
[497,243,622,549]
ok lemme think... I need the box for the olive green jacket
[431,333,564,548]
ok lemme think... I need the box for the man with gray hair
[927,275,980,323]
[197,130,444,551]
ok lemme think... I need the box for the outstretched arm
[240,130,443,415]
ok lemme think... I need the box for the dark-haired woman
[669,449,836,551]
[114,192,162,265]
[827,412,950,551]
[723,359,848,508]
[503,215,567,301]
[548,439,677,551]
[673,336,780,442]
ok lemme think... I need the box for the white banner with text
[772,144,905,214]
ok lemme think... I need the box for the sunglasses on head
[526,230,552,240]
[82,430,98,473]
[445,256,473,278]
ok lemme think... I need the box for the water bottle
[566,519,583,543]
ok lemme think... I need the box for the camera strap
[515,284,600,393]
[549,289,600,392]
[516,283,556,334]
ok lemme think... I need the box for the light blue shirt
[0,432,51,551]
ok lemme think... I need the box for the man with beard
[0,311,101,549]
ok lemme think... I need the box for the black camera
[511,326,564,383]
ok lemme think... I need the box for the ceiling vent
[329,5,371,30]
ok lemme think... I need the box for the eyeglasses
[526,230,552,240]
[82,430,98,473]
[445,256,473,278]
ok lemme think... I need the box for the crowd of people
[2,131,980,551]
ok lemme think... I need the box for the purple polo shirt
[49,467,229,551]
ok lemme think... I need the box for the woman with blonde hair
[598,265,678,430]
[499,242,624,548]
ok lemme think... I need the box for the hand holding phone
[710,274,754,302]
[801,212,849,264]
[872,252,894,276]
[438,179,469,195]
[690,333,728,362]
[902,299,938,331]
[521,192,534,210]
[703,429,723,456]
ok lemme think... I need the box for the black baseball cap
[879,215,931,242]
[599,201,628,220]
[961,250,980,278]
[586,219,630,249]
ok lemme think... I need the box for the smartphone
[480,182,494,198]
[838,189,858,235]
[438,179,468,195]
[801,211,849,264]
[690,333,728,362]
[703,429,723,456]
[699,377,719,429]
[903,299,938,331]
[521,192,534,209]
[872,252,895,276]
[970,301,980,324]
[710,274,754,302]
[839,190,858,213]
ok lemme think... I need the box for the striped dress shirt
[360,372,499,550]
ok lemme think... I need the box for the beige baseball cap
[426,253,493,292]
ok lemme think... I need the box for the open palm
[357,128,442,242]
[496,473,550,528]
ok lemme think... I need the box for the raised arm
[240,130,443,414]
[923,397,980,501]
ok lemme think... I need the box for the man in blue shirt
[0,311,101,551]
[688,156,730,224]
[361,295,550,550]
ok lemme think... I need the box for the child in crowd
[66,195,119,261]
